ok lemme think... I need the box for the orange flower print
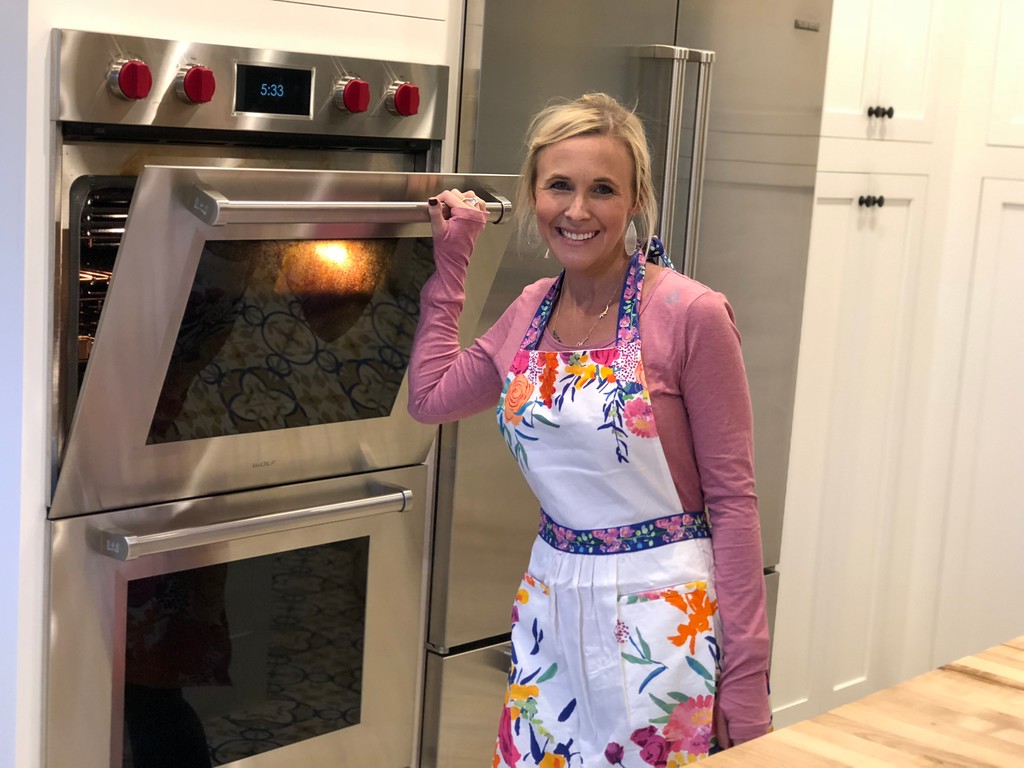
[565,355,599,389]
[522,572,549,594]
[539,352,559,407]
[635,358,648,389]
[539,754,566,768]
[623,397,657,438]
[503,374,535,425]
[664,584,718,654]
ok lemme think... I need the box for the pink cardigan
[409,209,771,743]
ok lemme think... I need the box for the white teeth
[558,228,597,241]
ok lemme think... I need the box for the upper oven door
[51,167,517,518]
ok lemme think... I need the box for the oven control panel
[54,29,448,141]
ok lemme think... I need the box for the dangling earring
[624,220,638,256]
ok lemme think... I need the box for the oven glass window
[146,238,435,443]
[122,537,369,767]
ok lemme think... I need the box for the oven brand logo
[252,459,277,468]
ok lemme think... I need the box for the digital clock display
[235,64,313,117]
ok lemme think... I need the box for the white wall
[1,1,28,765]
[10,2,466,765]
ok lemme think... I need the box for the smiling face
[533,134,638,280]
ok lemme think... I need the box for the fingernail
[428,198,438,206]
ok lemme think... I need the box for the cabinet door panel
[873,0,942,142]
[935,179,1024,664]
[820,0,941,143]
[988,0,1024,147]
[820,2,880,139]
[772,172,928,725]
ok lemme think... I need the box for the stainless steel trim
[455,0,486,172]
[54,29,449,140]
[685,58,714,278]
[191,186,511,226]
[99,487,412,560]
[637,45,714,275]
[489,641,513,672]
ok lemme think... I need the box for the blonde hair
[516,92,658,253]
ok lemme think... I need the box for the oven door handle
[96,486,413,561]
[189,186,512,226]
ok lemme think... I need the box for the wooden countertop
[709,636,1024,766]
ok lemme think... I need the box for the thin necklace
[549,282,619,347]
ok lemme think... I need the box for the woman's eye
[594,184,614,195]
[548,180,571,191]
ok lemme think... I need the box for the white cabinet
[820,0,943,142]
[772,171,929,724]
[988,0,1024,147]
[934,178,1024,664]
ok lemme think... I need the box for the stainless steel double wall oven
[47,30,515,768]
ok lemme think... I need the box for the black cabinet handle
[858,195,885,207]
[867,105,895,118]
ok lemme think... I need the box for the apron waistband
[538,508,710,555]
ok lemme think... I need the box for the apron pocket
[497,572,579,768]
[615,580,719,759]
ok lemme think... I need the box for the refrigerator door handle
[684,56,713,279]
[636,45,714,277]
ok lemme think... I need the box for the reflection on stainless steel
[48,27,531,768]
[99,486,412,560]
[51,165,518,518]
[190,187,511,226]
[47,466,429,768]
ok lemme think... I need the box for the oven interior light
[315,242,351,267]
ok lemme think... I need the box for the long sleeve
[638,269,771,744]
[407,209,509,423]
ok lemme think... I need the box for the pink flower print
[663,694,714,756]
[630,727,670,767]
[655,516,688,543]
[511,604,520,625]
[595,529,620,545]
[613,620,630,644]
[623,285,636,301]
[497,705,522,766]
[619,316,630,328]
[604,742,625,764]
[511,350,531,375]
[623,398,658,438]
[553,525,576,547]
[590,347,620,367]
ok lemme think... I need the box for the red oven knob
[176,65,216,104]
[334,77,370,113]
[386,81,420,116]
[108,59,153,100]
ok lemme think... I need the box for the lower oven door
[46,464,429,768]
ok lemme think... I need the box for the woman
[409,93,770,766]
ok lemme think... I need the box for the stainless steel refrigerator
[420,2,832,764]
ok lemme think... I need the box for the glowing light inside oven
[315,242,351,267]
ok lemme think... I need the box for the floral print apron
[494,247,721,768]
